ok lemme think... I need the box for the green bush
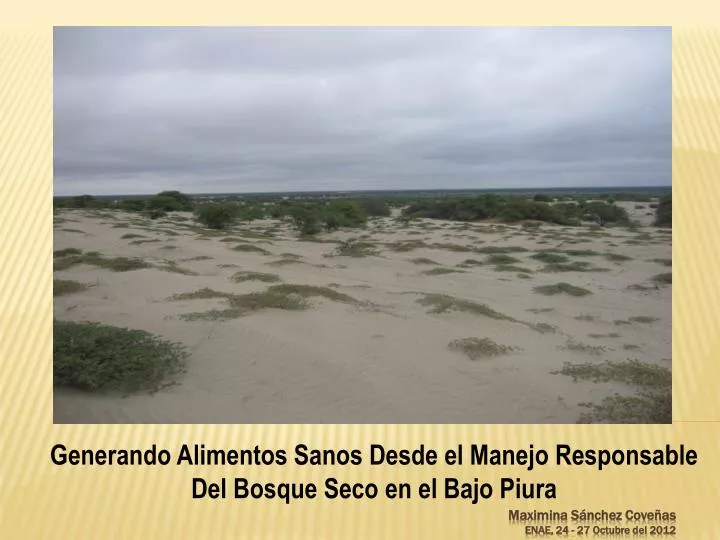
[148,195,183,212]
[157,190,194,211]
[53,320,188,393]
[195,203,238,229]
[360,199,391,217]
[584,202,629,226]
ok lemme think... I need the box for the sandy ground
[53,201,671,423]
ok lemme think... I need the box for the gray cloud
[54,26,671,195]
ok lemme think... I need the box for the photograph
[52,26,672,424]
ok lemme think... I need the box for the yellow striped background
[1,18,718,539]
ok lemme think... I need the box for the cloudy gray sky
[54,27,671,196]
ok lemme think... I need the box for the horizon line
[54,184,672,198]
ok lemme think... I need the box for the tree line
[54,190,671,232]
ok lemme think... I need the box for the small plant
[533,283,592,297]
[531,252,569,264]
[541,261,607,273]
[414,293,516,322]
[485,253,520,265]
[422,267,464,276]
[448,337,519,360]
[231,271,281,283]
[493,264,533,273]
[54,251,152,272]
[330,240,379,257]
[231,244,271,255]
[455,258,484,268]
[121,233,146,240]
[54,248,82,258]
[476,246,529,254]
[629,316,660,324]
[556,358,671,387]
[53,279,88,297]
[53,319,188,394]
[561,339,606,355]
[410,257,440,265]
[527,307,554,314]
[604,252,632,262]
[182,256,213,261]
[170,284,358,321]
[652,272,672,285]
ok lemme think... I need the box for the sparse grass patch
[431,242,473,252]
[493,264,533,273]
[526,322,560,334]
[562,249,601,257]
[169,288,231,301]
[555,358,670,387]
[527,307,554,314]
[485,253,520,265]
[588,333,621,339]
[385,240,430,252]
[448,337,519,360]
[182,256,213,261]
[561,339,606,355]
[267,258,305,267]
[220,236,249,243]
[476,246,529,254]
[53,279,89,297]
[629,316,660,324]
[53,319,188,394]
[456,258,484,268]
[627,283,658,292]
[231,271,281,283]
[231,244,271,255]
[649,258,672,267]
[121,233,146,239]
[652,272,672,285]
[541,261,607,273]
[415,293,516,321]
[54,248,82,258]
[604,252,632,262]
[422,267,464,276]
[129,239,161,245]
[575,314,596,321]
[111,223,130,228]
[61,228,85,234]
[330,240,379,257]
[533,283,592,297]
[157,264,199,276]
[410,257,440,265]
[552,358,671,423]
[531,252,569,263]
[578,392,671,424]
[54,252,152,272]
[270,284,358,304]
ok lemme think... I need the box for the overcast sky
[54,27,671,196]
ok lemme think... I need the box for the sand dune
[53,202,671,424]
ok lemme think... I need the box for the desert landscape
[53,194,672,424]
